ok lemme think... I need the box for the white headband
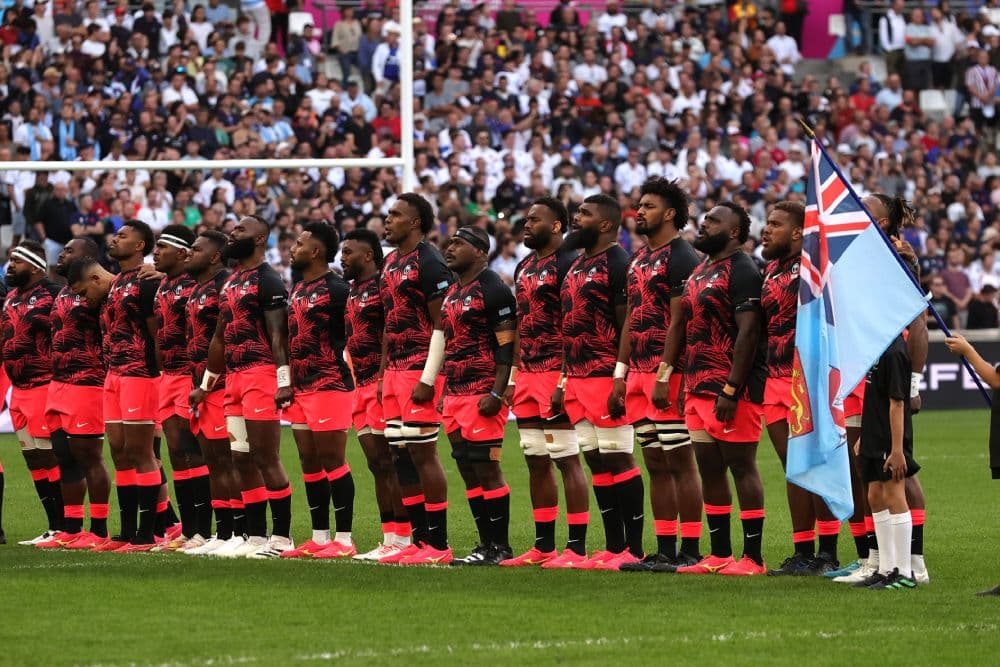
[11,246,47,272]
[158,233,191,250]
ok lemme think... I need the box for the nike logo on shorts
[76,422,89,428]
[318,418,332,424]
[214,425,226,432]
[254,407,268,413]
[472,427,486,434]
[723,426,737,434]
[410,408,424,414]
[128,407,140,413]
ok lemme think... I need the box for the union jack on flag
[786,140,928,519]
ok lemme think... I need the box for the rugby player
[659,203,769,576]
[377,193,454,566]
[190,215,294,559]
[280,223,358,559]
[439,226,517,566]
[2,241,63,545]
[341,229,410,561]
[501,198,591,569]
[615,178,704,572]
[553,194,643,571]
[759,202,842,575]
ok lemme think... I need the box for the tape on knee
[17,429,38,451]
[657,422,692,450]
[635,423,659,449]
[574,421,599,453]
[392,446,420,486]
[357,426,372,437]
[291,423,310,431]
[384,420,403,446]
[519,428,547,457]
[845,415,861,428]
[544,428,580,458]
[227,416,250,453]
[467,442,500,463]
[595,425,635,454]
[400,423,439,446]
[689,429,713,443]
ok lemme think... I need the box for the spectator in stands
[903,7,935,91]
[331,6,361,85]
[880,0,907,77]
[967,284,1000,328]
[928,274,961,330]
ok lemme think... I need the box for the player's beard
[761,240,789,261]
[693,230,730,256]
[223,237,256,260]
[5,270,29,288]
[290,256,310,272]
[524,228,550,250]
[562,226,599,252]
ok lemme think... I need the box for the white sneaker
[185,536,228,556]
[353,543,402,561]
[834,555,878,583]
[210,535,249,558]
[912,555,930,585]
[232,535,269,558]
[176,534,208,553]
[247,535,294,559]
[18,530,57,546]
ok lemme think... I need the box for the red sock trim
[30,468,49,482]
[849,521,867,537]
[612,467,642,484]
[566,511,590,525]
[395,522,412,537]
[911,509,925,526]
[654,519,678,536]
[156,500,169,513]
[863,515,874,532]
[267,485,292,500]
[136,470,162,487]
[47,466,61,482]
[816,520,841,536]
[401,494,426,507]
[211,499,231,509]
[381,522,396,534]
[115,469,137,486]
[241,486,268,504]
[64,504,85,519]
[327,464,351,481]
[792,530,816,543]
[465,486,484,500]
[230,499,245,509]
[302,470,327,483]
[188,465,209,478]
[425,500,448,512]
[680,521,702,538]
[739,508,765,520]
[172,468,192,481]
[90,503,109,519]
[591,472,614,487]
[704,503,732,515]
[482,485,510,500]
[0,462,4,473]
[533,506,558,523]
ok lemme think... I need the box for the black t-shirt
[860,336,913,457]
[927,294,957,328]
[967,299,999,329]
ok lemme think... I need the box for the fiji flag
[786,141,928,519]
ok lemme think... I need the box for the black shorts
[859,451,921,484]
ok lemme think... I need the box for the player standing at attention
[615,178,704,572]
[553,194,643,571]
[190,215,294,559]
[279,223,358,560]
[501,198,591,569]
[36,239,112,550]
[377,194,454,566]
[659,203,769,576]
[69,221,163,551]
[2,241,63,545]
[341,229,410,561]
[151,225,212,551]
[439,226,517,566]
[759,202,842,575]
[182,231,244,556]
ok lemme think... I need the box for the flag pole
[796,118,993,407]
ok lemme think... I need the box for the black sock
[379,509,395,531]
[90,517,108,538]
[190,475,212,538]
[117,484,138,540]
[567,519,588,555]
[794,537,814,558]
[680,536,701,559]
[232,501,248,537]
[613,471,645,557]
[48,476,64,530]
[706,508,732,558]
[245,500,267,537]
[911,523,924,556]
[467,490,489,545]
[534,507,557,553]
[741,516,765,565]
[484,488,511,548]
[425,502,448,550]
[818,533,838,560]
[329,470,355,533]
[867,531,878,555]
[303,476,331,531]
[853,534,869,560]
[269,487,292,538]
[214,503,233,540]
[405,498,428,545]
[63,513,84,534]
[174,477,193,537]
[136,484,160,543]
[32,476,57,530]
[592,476,625,553]
[656,534,677,558]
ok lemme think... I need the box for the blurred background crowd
[2,0,1000,328]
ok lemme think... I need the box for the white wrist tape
[508,367,518,387]
[656,362,673,384]
[277,365,291,389]
[419,329,445,386]
[910,372,922,399]
[613,362,628,380]
[200,370,220,392]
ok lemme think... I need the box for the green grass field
[2,410,998,666]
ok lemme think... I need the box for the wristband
[490,390,504,401]
[721,383,738,397]
[276,365,291,388]
[655,362,673,383]
[910,372,922,399]
[613,362,628,380]
[508,367,518,387]
[200,370,219,392]
[556,374,567,390]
